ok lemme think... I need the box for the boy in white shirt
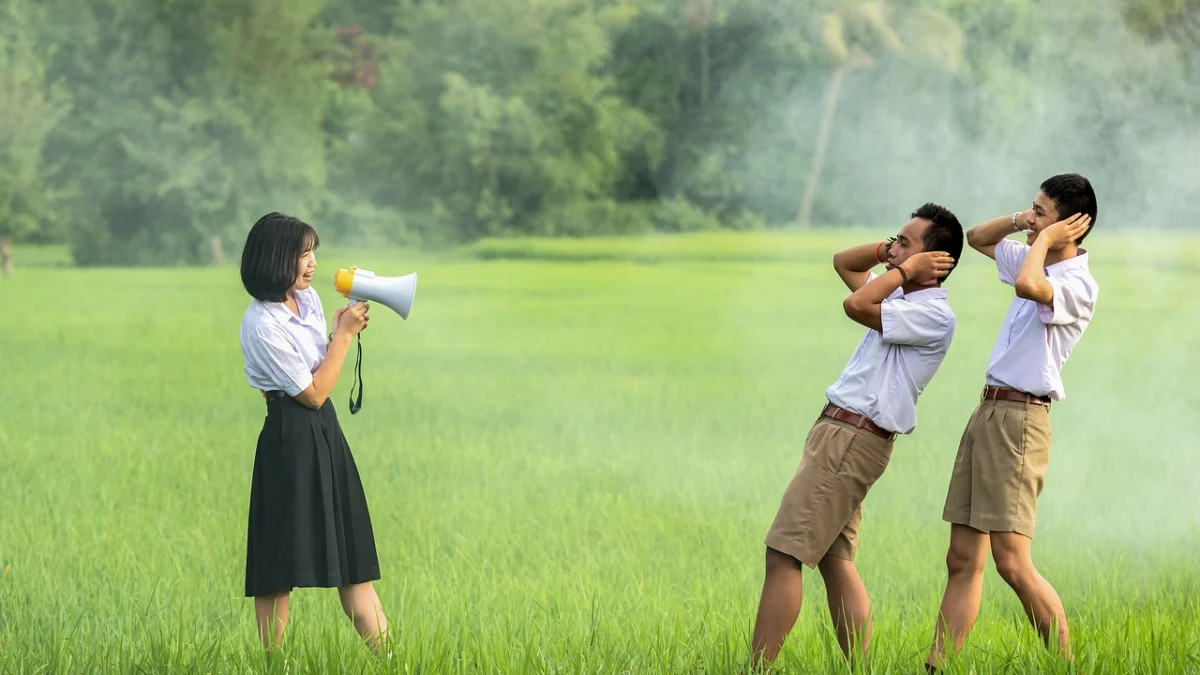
[751,203,963,668]
[925,173,1099,670]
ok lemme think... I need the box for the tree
[796,0,963,227]
[35,0,331,267]
[333,0,662,245]
[0,2,69,276]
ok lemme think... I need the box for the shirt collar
[1045,249,1089,275]
[902,286,947,302]
[262,289,315,324]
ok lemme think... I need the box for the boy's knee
[817,554,855,577]
[945,545,986,577]
[993,555,1035,591]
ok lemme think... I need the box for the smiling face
[884,217,932,270]
[292,238,317,292]
[239,212,323,304]
[1020,191,1066,248]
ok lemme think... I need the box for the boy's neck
[901,281,940,295]
[1044,243,1080,267]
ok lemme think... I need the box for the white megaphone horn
[333,266,417,319]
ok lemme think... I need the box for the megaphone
[333,266,417,319]
[331,266,418,416]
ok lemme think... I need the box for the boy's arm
[843,252,955,331]
[833,240,891,292]
[966,212,1025,260]
[1014,214,1091,305]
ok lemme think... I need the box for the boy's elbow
[1014,276,1051,303]
[842,295,864,319]
[966,228,986,250]
[1014,273,1034,296]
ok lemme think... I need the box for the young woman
[238,212,389,654]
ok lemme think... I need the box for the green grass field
[2,232,1199,674]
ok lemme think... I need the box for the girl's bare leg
[254,592,290,653]
[338,582,390,655]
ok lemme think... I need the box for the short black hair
[240,212,320,303]
[1040,173,1098,244]
[912,202,964,282]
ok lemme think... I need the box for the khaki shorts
[942,399,1052,537]
[765,417,894,568]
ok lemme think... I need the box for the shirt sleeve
[881,300,953,347]
[995,239,1029,286]
[245,323,315,396]
[1038,274,1097,326]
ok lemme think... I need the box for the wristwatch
[1011,212,1022,231]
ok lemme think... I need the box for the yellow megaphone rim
[334,266,356,297]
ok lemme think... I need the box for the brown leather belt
[981,385,1051,407]
[821,403,896,440]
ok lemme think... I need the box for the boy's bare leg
[927,525,990,669]
[817,555,872,662]
[991,532,1071,658]
[750,547,805,666]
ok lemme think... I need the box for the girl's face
[293,244,317,292]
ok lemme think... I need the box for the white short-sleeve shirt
[984,239,1099,401]
[825,274,957,435]
[240,287,328,397]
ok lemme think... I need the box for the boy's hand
[1039,213,1091,247]
[900,252,956,286]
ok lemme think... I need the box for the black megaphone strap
[349,334,363,414]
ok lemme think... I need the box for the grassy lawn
[1,231,1197,673]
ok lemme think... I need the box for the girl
[237,212,389,654]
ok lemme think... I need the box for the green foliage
[0,1,70,244]
[328,0,663,247]
[37,0,330,266]
[7,0,1200,264]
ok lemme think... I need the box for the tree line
[1,0,1196,271]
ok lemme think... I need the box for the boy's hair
[913,202,964,282]
[240,212,319,303]
[1040,173,1098,244]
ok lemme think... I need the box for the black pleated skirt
[244,393,380,597]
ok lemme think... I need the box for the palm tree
[796,1,964,227]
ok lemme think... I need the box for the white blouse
[240,287,328,397]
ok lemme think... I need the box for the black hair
[240,212,320,303]
[912,202,964,282]
[1040,173,1098,244]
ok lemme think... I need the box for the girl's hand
[334,301,370,337]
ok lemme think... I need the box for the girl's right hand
[334,301,370,337]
